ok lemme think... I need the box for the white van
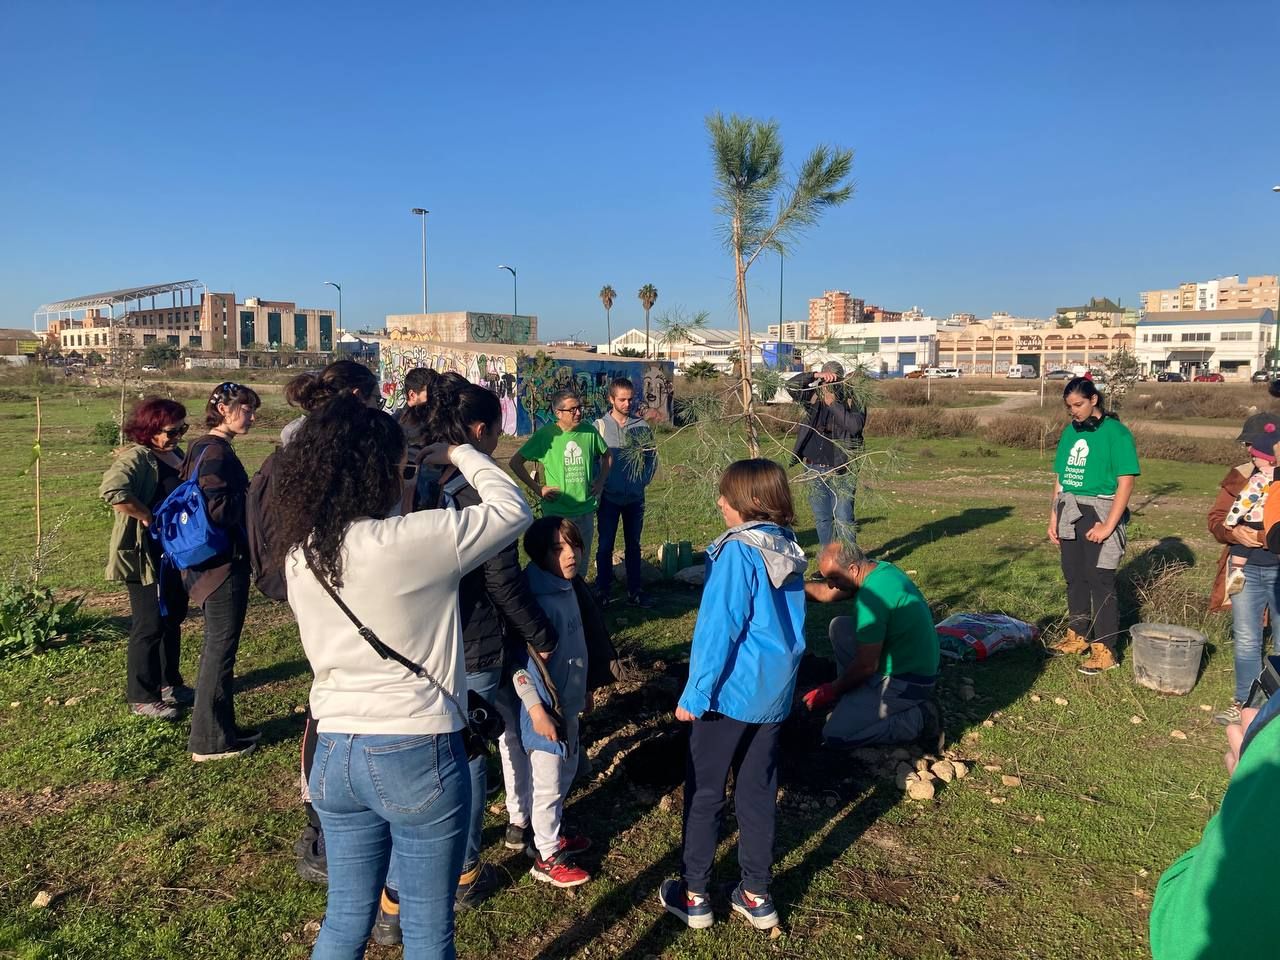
[924,366,961,379]
[1006,364,1037,379]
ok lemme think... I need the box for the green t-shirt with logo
[1053,417,1140,496]
[518,423,609,518]
[855,562,939,678]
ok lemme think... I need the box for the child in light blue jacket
[660,459,807,933]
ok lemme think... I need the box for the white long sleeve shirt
[287,445,532,735]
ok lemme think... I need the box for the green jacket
[1149,698,1280,958]
[99,445,162,585]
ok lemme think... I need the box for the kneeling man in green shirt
[802,541,942,750]
[510,388,612,568]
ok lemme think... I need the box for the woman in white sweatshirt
[271,394,532,960]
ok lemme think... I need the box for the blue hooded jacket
[677,521,808,724]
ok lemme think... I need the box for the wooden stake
[34,395,42,572]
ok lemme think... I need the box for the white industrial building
[1135,308,1275,379]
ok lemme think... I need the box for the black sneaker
[916,699,945,755]
[293,824,327,884]
[456,862,500,910]
[371,901,402,946]
[504,822,532,851]
[594,586,615,607]
[628,592,655,609]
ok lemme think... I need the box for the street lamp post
[498,264,517,319]
[411,207,429,313]
[323,281,342,333]
[1272,187,1280,375]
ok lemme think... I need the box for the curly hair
[270,393,405,588]
[123,397,186,446]
[284,360,378,411]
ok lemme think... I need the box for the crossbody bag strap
[301,545,468,725]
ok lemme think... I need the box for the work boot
[1078,642,1118,676]
[371,889,401,946]
[1047,629,1089,656]
[456,862,500,910]
[916,698,945,755]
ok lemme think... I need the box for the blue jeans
[309,731,470,960]
[804,466,855,548]
[1230,564,1280,703]
[463,667,501,870]
[596,496,645,596]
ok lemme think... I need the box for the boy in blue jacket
[660,459,807,932]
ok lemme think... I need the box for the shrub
[983,415,1062,450]
[0,579,84,659]
[1130,428,1242,466]
[872,407,978,439]
[91,419,121,446]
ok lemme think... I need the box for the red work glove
[802,683,838,712]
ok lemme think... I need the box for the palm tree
[707,112,853,455]
[638,284,658,358]
[599,285,617,355]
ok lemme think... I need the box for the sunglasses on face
[161,424,189,438]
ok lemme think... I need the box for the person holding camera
[271,394,532,960]
[787,361,866,549]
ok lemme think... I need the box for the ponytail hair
[285,360,379,412]
[1063,376,1117,420]
[414,379,502,447]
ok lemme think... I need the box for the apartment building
[807,291,864,338]
[1139,276,1279,314]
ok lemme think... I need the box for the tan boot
[1047,629,1089,656]
[1078,642,1118,675]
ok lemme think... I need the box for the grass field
[0,382,1242,959]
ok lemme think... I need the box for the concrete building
[821,318,939,374]
[38,281,338,359]
[1135,308,1275,379]
[1140,275,1279,314]
[766,322,808,341]
[934,318,1135,376]
[807,291,864,338]
[862,304,903,324]
[599,327,748,369]
[1055,297,1126,325]
[385,311,538,345]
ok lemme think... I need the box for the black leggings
[1059,504,1120,652]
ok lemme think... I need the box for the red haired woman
[99,397,193,720]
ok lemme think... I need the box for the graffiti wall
[376,339,674,436]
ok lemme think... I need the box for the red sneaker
[558,833,591,856]
[530,854,591,888]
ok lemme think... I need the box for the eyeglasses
[160,424,189,438]
[557,405,584,415]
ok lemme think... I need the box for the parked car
[1044,369,1074,381]
[924,366,962,379]
[1252,370,1272,383]
[1006,364,1038,379]
[904,369,926,379]
[1156,371,1186,382]
[1193,372,1225,383]
[140,365,159,373]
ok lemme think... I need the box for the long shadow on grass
[870,507,1014,564]
[235,657,310,694]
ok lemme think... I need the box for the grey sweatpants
[498,698,580,862]
[822,616,933,748]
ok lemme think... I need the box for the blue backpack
[150,446,230,570]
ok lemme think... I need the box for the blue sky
[3,0,1279,339]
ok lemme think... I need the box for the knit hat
[1237,412,1280,443]
[1248,422,1280,463]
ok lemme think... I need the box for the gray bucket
[1129,622,1206,695]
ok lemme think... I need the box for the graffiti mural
[468,313,533,344]
[376,338,674,436]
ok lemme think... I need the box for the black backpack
[246,449,288,601]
